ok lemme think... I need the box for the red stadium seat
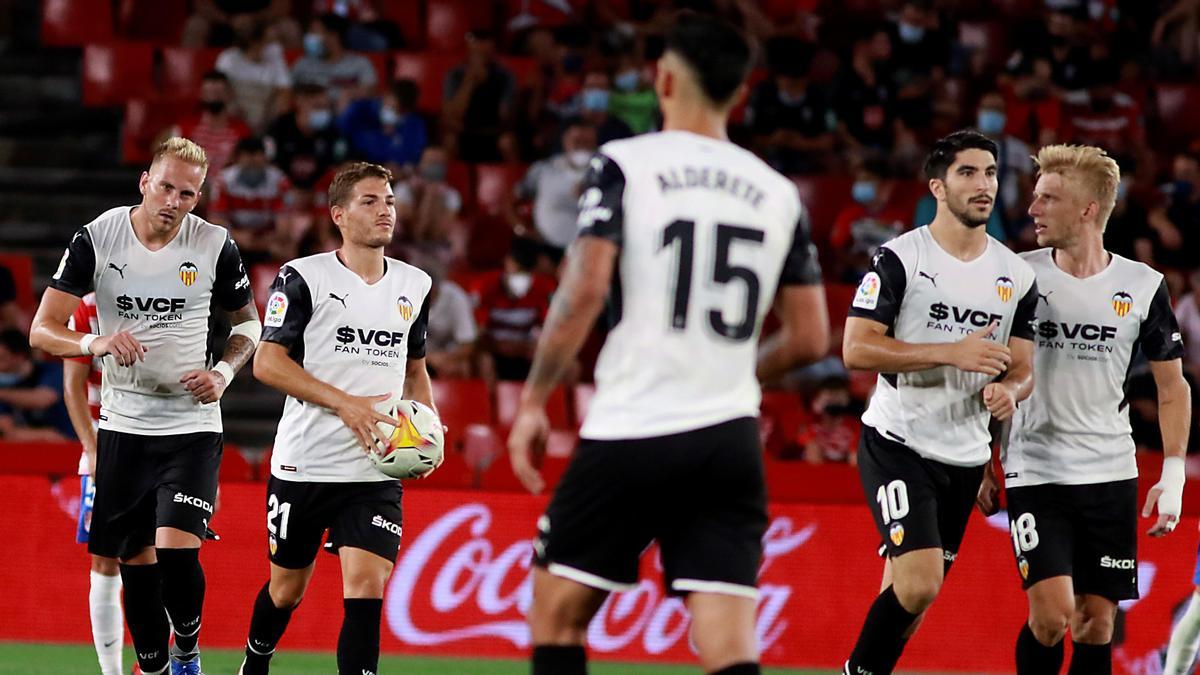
[121,97,194,165]
[160,47,222,101]
[494,381,569,429]
[432,378,493,433]
[793,175,853,249]
[249,263,281,317]
[500,57,538,88]
[218,445,256,482]
[83,43,156,107]
[445,160,473,205]
[42,0,113,46]
[1155,84,1200,148]
[824,283,856,347]
[377,2,424,49]
[393,52,462,115]
[117,0,188,44]
[760,390,809,457]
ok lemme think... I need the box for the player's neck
[662,106,729,141]
[129,205,181,251]
[927,216,987,262]
[1053,236,1110,279]
[336,245,386,284]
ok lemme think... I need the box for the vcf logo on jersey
[178,261,198,287]
[397,296,414,321]
[1112,291,1133,317]
[995,276,1014,303]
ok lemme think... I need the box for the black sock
[242,582,297,675]
[1015,623,1064,675]
[711,664,760,675]
[532,645,587,675]
[157,547,205,656]
[846,586,919,675]
[119,563,170,673]
[1067,641,1111,675]
[338,598,382,675]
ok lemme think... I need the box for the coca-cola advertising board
[1,475,1196,672]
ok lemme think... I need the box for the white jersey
[849,226,1038,466]
[577,130,822,440]
[1003,249,1184,487]
[50,206,252,435]
[260,252,432,482]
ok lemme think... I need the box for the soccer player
[986,145,1191,674]
[237,162,436,675]
[841,129,1039,675]
[508,13,830,675]
[64,292,133,675]
[29,137,260,675]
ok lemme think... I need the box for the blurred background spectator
[747,37,837,175]
[1177,269,1200,382]
[393,147,463,266]
[830,158,907,282]
[208,137,292,266]
[292,13,378,111]
[425,265,479,379]
[442,29,517,162]
[215,20,292,132]
[574,68,632,145]
[311,0,406,51]
[339,79,428,170]
[266,82,347,190]
[170,70,252,175]
[183,0,302,49]
[0,264,29,333]
[974,90,1034,241]
[0,329,73,442]
[473,239,555,383]
[794,376,862,465]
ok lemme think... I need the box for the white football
[369,397,444,479]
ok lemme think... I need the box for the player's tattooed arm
[181,301,260,403]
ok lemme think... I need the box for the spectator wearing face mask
[215,20,292,131]
[266,82,348,190]
[608,54,658,135]
[442,29,518,162]
[394,147,463,259]
[339,79,427,170]
[974,90,1034,240]
[170,70,252,175]
[508,120,598,268]
[0,328,73,441]
[830,159,909,283]
[423,264,479,379]
[292,13,378,111]
[208,137,291,265]
[575,69,633,145]
[472,238,557,382]
[794,376,862,464]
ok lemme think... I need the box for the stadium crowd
[7,0,1200,463]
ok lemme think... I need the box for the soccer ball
[369,397,444,479]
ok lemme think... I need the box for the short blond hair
[152,137,209,175]
[1033,144,1121,229]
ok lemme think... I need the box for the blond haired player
[981,144,1191,674]
[30,137,260,675]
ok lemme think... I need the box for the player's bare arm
[983,336,1034,421]
[63,358,98,470]
[181,301,261,403]
[1143,357,1192,537]
[254,340,396,454]
[402,357,436,413]
[30,287,145,366]
[843,316,1011,375]
[757,284,830,381]
[508,235,617,494]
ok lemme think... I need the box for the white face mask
[567,149,592,167]
[506,272,533,298]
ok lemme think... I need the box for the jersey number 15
[661,219,764,342]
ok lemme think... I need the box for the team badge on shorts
[889,521,905,547]
[1018,555,1030,580]
[995,276,1014,303]
[397,296,414,321]
[1112,291,1133,317]
[269,534,278,556]
[179,261,198,287]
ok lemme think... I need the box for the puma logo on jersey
[278,270,291,283]
[329,292,349,308]
[107,262,127,279]
[917,271,938,287]
[1038,290,1053,305]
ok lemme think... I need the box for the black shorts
[1005,479,1139,600]
[534,417,767,599]
[857,426,985,567]
[265,476,403,569]
[88,429,222,560]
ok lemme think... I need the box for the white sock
[1166,590,1200,675]
[89,569,124,675]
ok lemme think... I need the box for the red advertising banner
[1,474,1196,672]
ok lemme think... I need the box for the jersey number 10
[661,220,765,342]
